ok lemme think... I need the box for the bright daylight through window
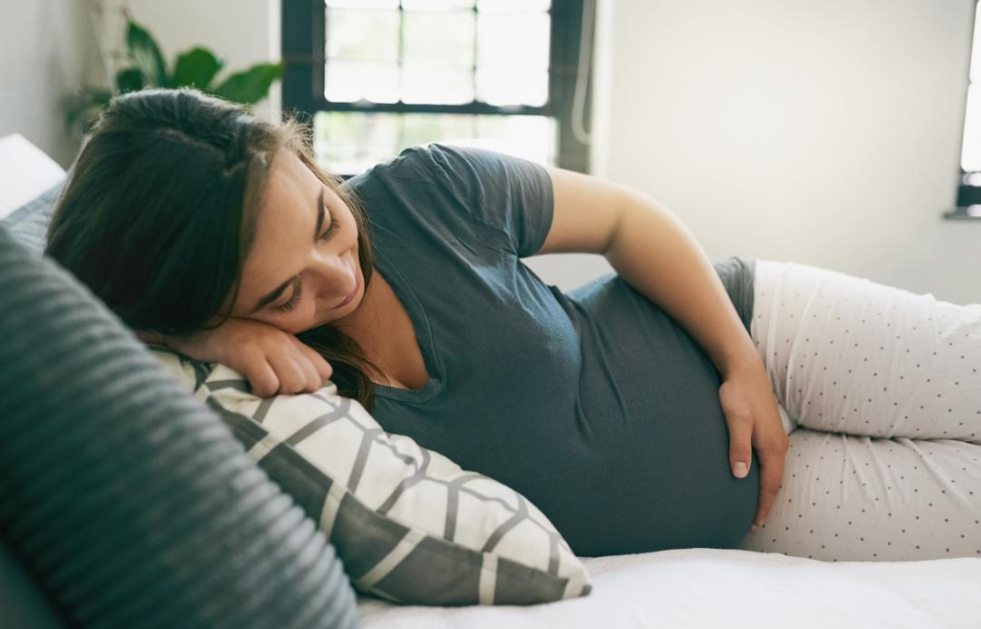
[315,0,556,175]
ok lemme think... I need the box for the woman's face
[228,150,365,334]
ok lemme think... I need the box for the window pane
[972,7,981,83]
[326,8,399,62]
[325,60,400,103]
[314,112,556,175]
[315,112,401,176]
[477,13,550,70]
[477,0,550,12]
[403,10,474,68]
[326,0,398,8]
[468,115,556,165]
[476,69,548,106]
[402,65,474,104]
[400,113,478,148]
[962,84,981,172]
[403,0,475,9]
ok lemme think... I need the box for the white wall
[10,0,975,304]
[0,0,100,168]
[0,0,281,170]
[575,0,981,305]
[99,0,281,122]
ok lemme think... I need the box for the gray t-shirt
[344,144,759,556]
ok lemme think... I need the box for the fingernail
[751,524,758,532]
[733,462,748,478]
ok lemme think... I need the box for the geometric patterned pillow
[151,348,593,606]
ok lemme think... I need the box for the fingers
[289,341,332,393]
[255,343,332,397]
[246,361,281,399]
[300,356,325,393]
[200,320,333,397]
[264,352,308,396]
[296,342,333,384]
[725,405,787,529]
[296,356,322,393]
[727,407,754,479]
[753,443,787,529]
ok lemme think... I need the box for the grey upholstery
[1,182,60,253]
[0,224,360,628]
[0,541,67,629]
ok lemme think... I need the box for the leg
[739,261,981,560]
[751,260,981,441]
[739,428,981,560]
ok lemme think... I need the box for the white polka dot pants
[737,260,981,561]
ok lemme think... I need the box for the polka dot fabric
[738,261,981,561]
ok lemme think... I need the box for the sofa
[2,134,980,629]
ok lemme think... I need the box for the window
[953,1,981,215]
[281,0,594,176]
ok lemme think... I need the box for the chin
[318,298,359,329]
[290,323,317,336]
[309,309,339,330]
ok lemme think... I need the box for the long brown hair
[46,88,383,410]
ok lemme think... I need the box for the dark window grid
[325,5,481,120]
[282,0,592,172]
[946,0,981,217]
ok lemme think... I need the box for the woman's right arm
[138,318,333,398]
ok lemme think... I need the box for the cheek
[256,302,319,335]
[343,213,360,247]
[287,301,321,334]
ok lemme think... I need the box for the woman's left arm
[539,166,788,530]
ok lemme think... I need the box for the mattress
[356,548,981,628]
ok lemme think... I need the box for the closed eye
[274,276,303,313]
[319,213,341,241]
[273,209,339,313]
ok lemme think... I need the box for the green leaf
[212,62,284,105]
[65,87,113,136]
[127,19,170,87]
[173,47,224,90]
[116,67,144,93]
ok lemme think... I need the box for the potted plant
[67,13,283,136]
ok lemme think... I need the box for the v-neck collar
[370,246,444,405]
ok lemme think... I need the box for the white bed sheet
[356,548,981,629]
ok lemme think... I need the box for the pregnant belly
[532,273,760,556]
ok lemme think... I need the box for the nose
[308,251,356,296]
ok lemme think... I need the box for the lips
[335,272,361,309]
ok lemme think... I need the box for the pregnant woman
[46,88,981,561]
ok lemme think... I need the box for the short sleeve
[406,143,555,258]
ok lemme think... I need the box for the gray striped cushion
[0,225,360,629]
[1,182,61,253]
[153,355,594,606]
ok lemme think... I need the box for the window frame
[947,0,981,218]
[280,0,593,173]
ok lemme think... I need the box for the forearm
[604,192,759,377]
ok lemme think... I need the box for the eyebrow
[249,189,325,314]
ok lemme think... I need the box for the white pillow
[152,348,593,605]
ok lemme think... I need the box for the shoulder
[342,146,437,191]
[339,145,504,237]
[347,143,544,193]
[340,144,470,201]
[342,144,553,256]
